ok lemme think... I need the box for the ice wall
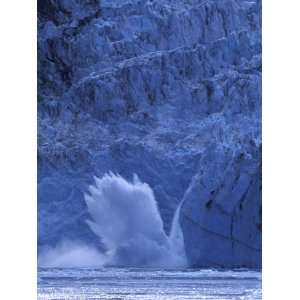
[38,0,261,267]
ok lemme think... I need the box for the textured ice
[38,0,261,267]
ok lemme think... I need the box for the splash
[169,200,187,265]
[85,173,187,267]
[38,173,187,268]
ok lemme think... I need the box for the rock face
[38,0,261,267]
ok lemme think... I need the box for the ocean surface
[38,268,261,300]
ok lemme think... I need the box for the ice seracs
[38,0,261,267]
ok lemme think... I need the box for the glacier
[38,0,261,268]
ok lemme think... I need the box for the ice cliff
[38,0,261,267]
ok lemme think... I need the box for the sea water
[38,268,261,299]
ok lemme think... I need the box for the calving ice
[39,173,187,268]
[37,0,262,298]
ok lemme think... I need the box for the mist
[38,240,106,268]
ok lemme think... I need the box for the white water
[169,200,187,265]
[39,173,187,268]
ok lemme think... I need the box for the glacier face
[38,0,261,267]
